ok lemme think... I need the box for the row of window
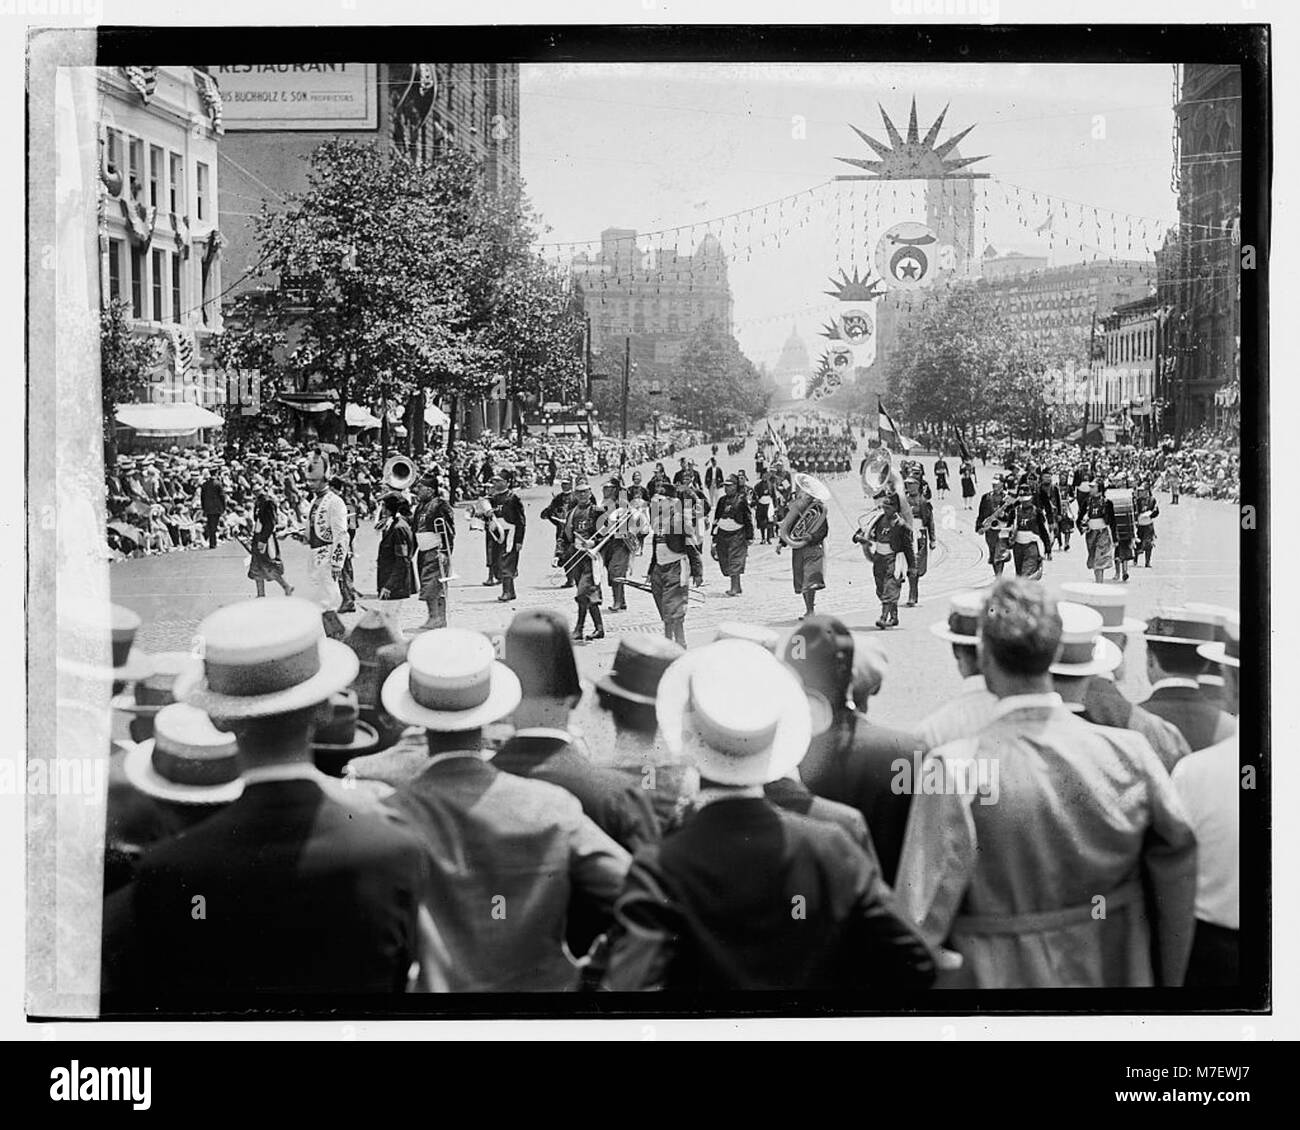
[106,238,215,327]
[104,129,210,221]
[1105,326,1157,365]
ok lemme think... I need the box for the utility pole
[621,335,630,445]
[584,312,594,449]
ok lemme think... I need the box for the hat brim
[174,640,359,720]
[58,647,155,684]
[1143,634,1214,647]
[929,621,978,645]
[110,691,168,716]
[656,646,811,787]
[312,719,382,752]
[1100,617,1148,636]
[593,676,658,707]
[381,661,521,731]
[1197,641,1240,668]
[1050,636,1124,678]
[122,740,244,807]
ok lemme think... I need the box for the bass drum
[1109,488,1135,543]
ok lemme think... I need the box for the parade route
[111,428,1241,728]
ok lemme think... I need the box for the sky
[518,62,1181,370]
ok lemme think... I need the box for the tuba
[383,455,416,492]
[778,473,830,549]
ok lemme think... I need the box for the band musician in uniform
[491,475,526,603]
[711,474,754,598]
[599,480,649,613]
[854,488,914,629]
[976,475,1013,578]
[1077,480,1117,585]
[1010,489,1053,581]
[304,455,350,638]
[903,473,935,608]
[412,473,456,629]
[646,487,695,647]
[541,478,575,588]
[565,480,606,640]
[1134,479,1160,568]
[780,474,830,621]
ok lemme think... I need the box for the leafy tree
[667,318,770,438]
[101,298,160,460]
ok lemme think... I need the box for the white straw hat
[381,628,521,732]
[1050,602,1123,677]
[123,703,244,806]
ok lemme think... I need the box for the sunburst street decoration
[820,320,844,342]
[836,98,990,181]
[824,267,886,303]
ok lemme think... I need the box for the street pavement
[111,429,1241,730]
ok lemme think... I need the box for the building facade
[99,66,227,412]
[1090,294,1161,440]
[1167,63,1242,434]
[573,228,734,377]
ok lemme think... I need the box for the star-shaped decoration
[820,320,844,341]
[899,261,920,280]
[824,267,886,303]
[836,98,990,181]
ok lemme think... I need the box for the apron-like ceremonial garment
[791,544,826,594]
[1086,521,1114,571]
[713,525,748,578]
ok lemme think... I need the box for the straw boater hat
[1197,613,1240,669]
[174,597,359,719]
[1050,603,1123,677]
[111,651,192,716]
[381,628,521,731]
[1185,602,1238,680]
[57,602,155,683]
[656,639,811,787]
[715,622,781,652]
[929,590,986,645]
[1058,582,1146,635]
[123,702,244,807]
[1143,607,1221,648]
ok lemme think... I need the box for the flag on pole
[877,399,904,454]
[766,419,789,463]
[957,431,973,463]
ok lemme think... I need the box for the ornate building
[99,66,228,433]
[572,228,734,377]
[1166,63,1241,434]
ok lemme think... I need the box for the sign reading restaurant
[213,63,378,131]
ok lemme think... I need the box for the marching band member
[783,475,830,620]
[1010,489,1053,581]
[540,477,575,588]
[1076,480,1116,585]
[1111,474,1135,583]
[1053,469,1075,552]
[711,474,754,598]
[1134,478,1160,568]
[564,479,606,641]
[903,472,935,608]
[647,489,693,647]
[598,482,633,613]
[976,475,1013,578]
[412,473,456,629]
[853,488,914,629]
[375,492,418,620]
[933,453,950,498]
[304,455,350,637]
[492,474,526,603]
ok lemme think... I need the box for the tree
[667,319,770,438]
[100,298,160,460]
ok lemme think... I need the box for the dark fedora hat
[312,689,382,777]
[502,609,582,700]
[596,635,684,706]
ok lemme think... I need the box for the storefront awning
[346,403,381,428]
[115,403,225,435]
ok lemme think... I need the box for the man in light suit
[102,598,431,1002]
[375,627,630,992]
[895,578,1198,989]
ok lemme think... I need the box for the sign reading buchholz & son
[212,64,378,131]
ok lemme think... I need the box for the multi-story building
[979,245,1049,281]
[926,170,978,277]
[1090,294,1162,441]
[573,227,734,378]
[1167,63,1241,433]
[99,66,228,436]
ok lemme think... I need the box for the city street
[111,429,1240,728]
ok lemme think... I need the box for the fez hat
[174,597,359,719]
[123,703,244,807]
[657,640,811,787]
[502,610,582,700]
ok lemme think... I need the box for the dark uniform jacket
[602,798,936,991]
[1142,684,1237,753]
[493,733,660,855]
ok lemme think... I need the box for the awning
[346,403,381,429]
[424,403,450,428]
[115,403,225,436]
[280,398,335,414]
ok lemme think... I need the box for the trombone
[557,525,617,574]
[433,516,457,583]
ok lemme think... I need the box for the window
[171,254,182,321]
[128,137,144,196]
[107,238,123,302]
[105,129,121,174]
[151,249,165,321]
[168,152,183,214]
[196,161,209,221]
[149,146,163,208]
[129,246,144,318]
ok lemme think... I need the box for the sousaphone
[778,472,831,549]
[383,455,416,492]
